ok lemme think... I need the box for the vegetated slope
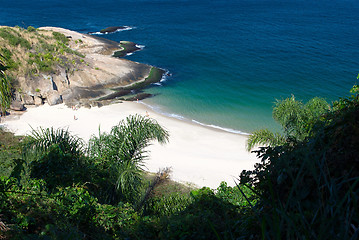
[0,88,357,239]
[0,26,83,78]
[0,26,160,107]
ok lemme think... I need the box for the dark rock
[100,26,126,34]
[98,89,131,101]
[113,41,140,58]
[10,101,25,111]
[126,93,153,101]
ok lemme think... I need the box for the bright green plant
[24,127,84,158]
[247,95,330,150]
[88,114,169,203]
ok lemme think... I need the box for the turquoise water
[1,0,359,133]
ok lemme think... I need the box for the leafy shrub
[240,86,359,239]
[0,48,18,70]
[215,181,255,207]
[0,129,22,177]
[93,202,140,238]
[27,26,36,32]
[159,187,247,240]
[52,31,69,45]
[0,27,31,49]
[144,192,192,217]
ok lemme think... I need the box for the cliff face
[0,26,159,108]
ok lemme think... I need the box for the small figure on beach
[74,115,78,120]
[146,111,149,117]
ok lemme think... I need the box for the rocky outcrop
[99,26,127,34]
[11,27,164,108]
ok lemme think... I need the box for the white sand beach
[1,102,258,189]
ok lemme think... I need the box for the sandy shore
[1,102,258,188]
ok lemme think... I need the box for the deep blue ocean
[1,0,359,133]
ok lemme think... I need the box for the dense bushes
[240,86,359,239]
[1,86,358,239]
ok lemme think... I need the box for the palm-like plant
[0,54,11,116]
[88,114,169,203]
[247,96,330,151]
[21,127,86,190]
[24,127,84,158]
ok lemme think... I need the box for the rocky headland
[0,26,164,112]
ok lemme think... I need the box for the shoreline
[1,102,258,188]
[141,101,251,136]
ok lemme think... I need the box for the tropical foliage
[0,54,11,116]
[88,114,169,203]
[247,95,330,150]
[0,85,358,239]
[240,85,359,239]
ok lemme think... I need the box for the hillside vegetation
[0,26,83,80]
[0,84,358,239]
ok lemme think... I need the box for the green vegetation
[0,27,31,49]
[0,54,11,115]
[0,48,19,70]
[240,85,359,239]
[52,31,69,45]
[27,26,36,32]
[247,95,330,150]
[0,26,85,78]
[0,84,358,239]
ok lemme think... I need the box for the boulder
[34,96,43,105]
[10,100,25,111]
[46,91,63,106]
[22,95,35,105]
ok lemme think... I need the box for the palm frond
[24,127,84,158]
[88,114,169,203]
[246,129,286,151]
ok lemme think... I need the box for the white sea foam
[89,26,134,35]
[135,44,145,50]
[159,70,171,83]
[191,120,250,135]
[140,102,249,135]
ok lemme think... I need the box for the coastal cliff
[0,26,164,110]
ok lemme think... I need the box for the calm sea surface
[1,0,359,133]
